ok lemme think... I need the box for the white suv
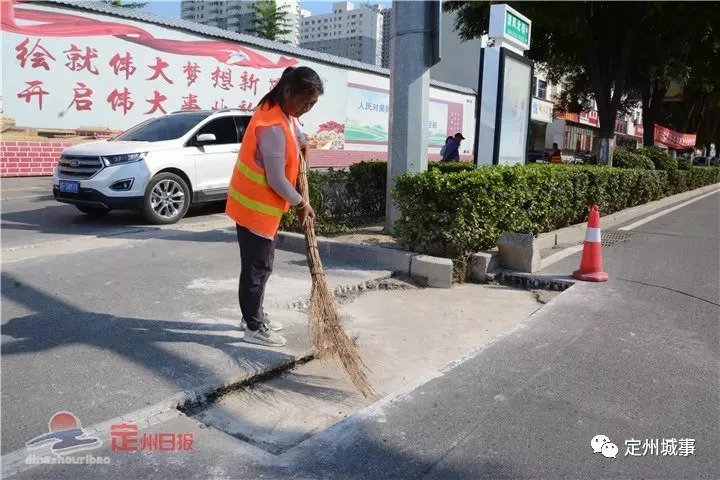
[52,109,252,224]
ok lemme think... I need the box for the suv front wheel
[141,172,191,225]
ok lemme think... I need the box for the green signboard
[504,10,530,46]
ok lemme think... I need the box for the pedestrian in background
[439,136,453,158]
[441,132,465,162]
[550,142,563,164]
[225,66,324,347]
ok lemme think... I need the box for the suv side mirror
[196,133,216,144]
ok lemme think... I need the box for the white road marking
[618,188,719,231]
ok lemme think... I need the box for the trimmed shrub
[344,161,387,220]
[428,162,476,174]
[280,169,349,235]
[392,164,718,262]
[677,157,692,171]
[640,146,678,171]
[280,161,387,234]
[613,148,655,170]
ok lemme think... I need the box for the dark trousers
[236,225,276,331]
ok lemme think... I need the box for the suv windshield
[112,113,212,142]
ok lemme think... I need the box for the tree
[445,1,657,165]
[102,0,147,9]
[624,3,719,147]
[447,2,720,159]
[247,0,293,44]
[653,8,720,151]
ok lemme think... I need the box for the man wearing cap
[441,132,465,162]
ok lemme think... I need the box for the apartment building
[380,8,392,68]
[180,0,302,45]
[299,2,384,66]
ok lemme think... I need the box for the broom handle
[297,151,324,278]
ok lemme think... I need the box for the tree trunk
[641,77,667,147]
[642,114,655,148]
[596,107,617,166]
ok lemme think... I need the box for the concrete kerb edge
[276,232,457,288]
[177,347,316,415]
[490,269,576,292]
[276,231,416,275]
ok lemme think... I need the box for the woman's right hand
[296,200,315,229]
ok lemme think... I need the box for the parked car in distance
[52,109,252,224]
[692,156,709,166]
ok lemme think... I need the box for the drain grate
[601,231,633,247]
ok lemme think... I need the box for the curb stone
[491,270,576,292]
[275,184,719,288]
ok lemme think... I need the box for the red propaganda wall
[0,141,81,177]
[0,1,476,177]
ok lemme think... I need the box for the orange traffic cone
[572,205,609,282]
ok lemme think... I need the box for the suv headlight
[102,153,146,166]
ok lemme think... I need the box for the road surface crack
[617,277,719,306]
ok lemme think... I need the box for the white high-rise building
[180,0,302,45]
[299,2,384,66]
[380,8,392,68]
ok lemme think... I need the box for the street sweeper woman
[225,66,324,347]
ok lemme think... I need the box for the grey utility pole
[385,1,441,233]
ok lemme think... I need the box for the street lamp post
[385,1,441,233]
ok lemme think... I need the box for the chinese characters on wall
[13,36,266,116]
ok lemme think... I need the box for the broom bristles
[297,152,377,398]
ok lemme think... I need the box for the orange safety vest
[225,104,299,238]
[550,153,562,164]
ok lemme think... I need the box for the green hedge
[614,146,679,171]
[279,169,349,235]
[280,161,388,234]
[392,164,719,262]
[428,161,476,174]
[280,161,473,234]
[613,149,655,170]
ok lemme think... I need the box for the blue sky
[143,1,392,19]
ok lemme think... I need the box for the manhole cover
[601,231,633,247]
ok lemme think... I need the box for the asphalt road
[1,186,230,250]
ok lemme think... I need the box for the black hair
[445,136,454,144]
[257,66,324,109]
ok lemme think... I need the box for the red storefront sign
[556,109,599,127]
[635,124,644,138]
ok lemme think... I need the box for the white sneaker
[240,316,283,331]
[243,327,287,347]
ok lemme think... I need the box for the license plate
[59,180,80,194]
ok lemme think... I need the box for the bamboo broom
[296,151,376,398]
